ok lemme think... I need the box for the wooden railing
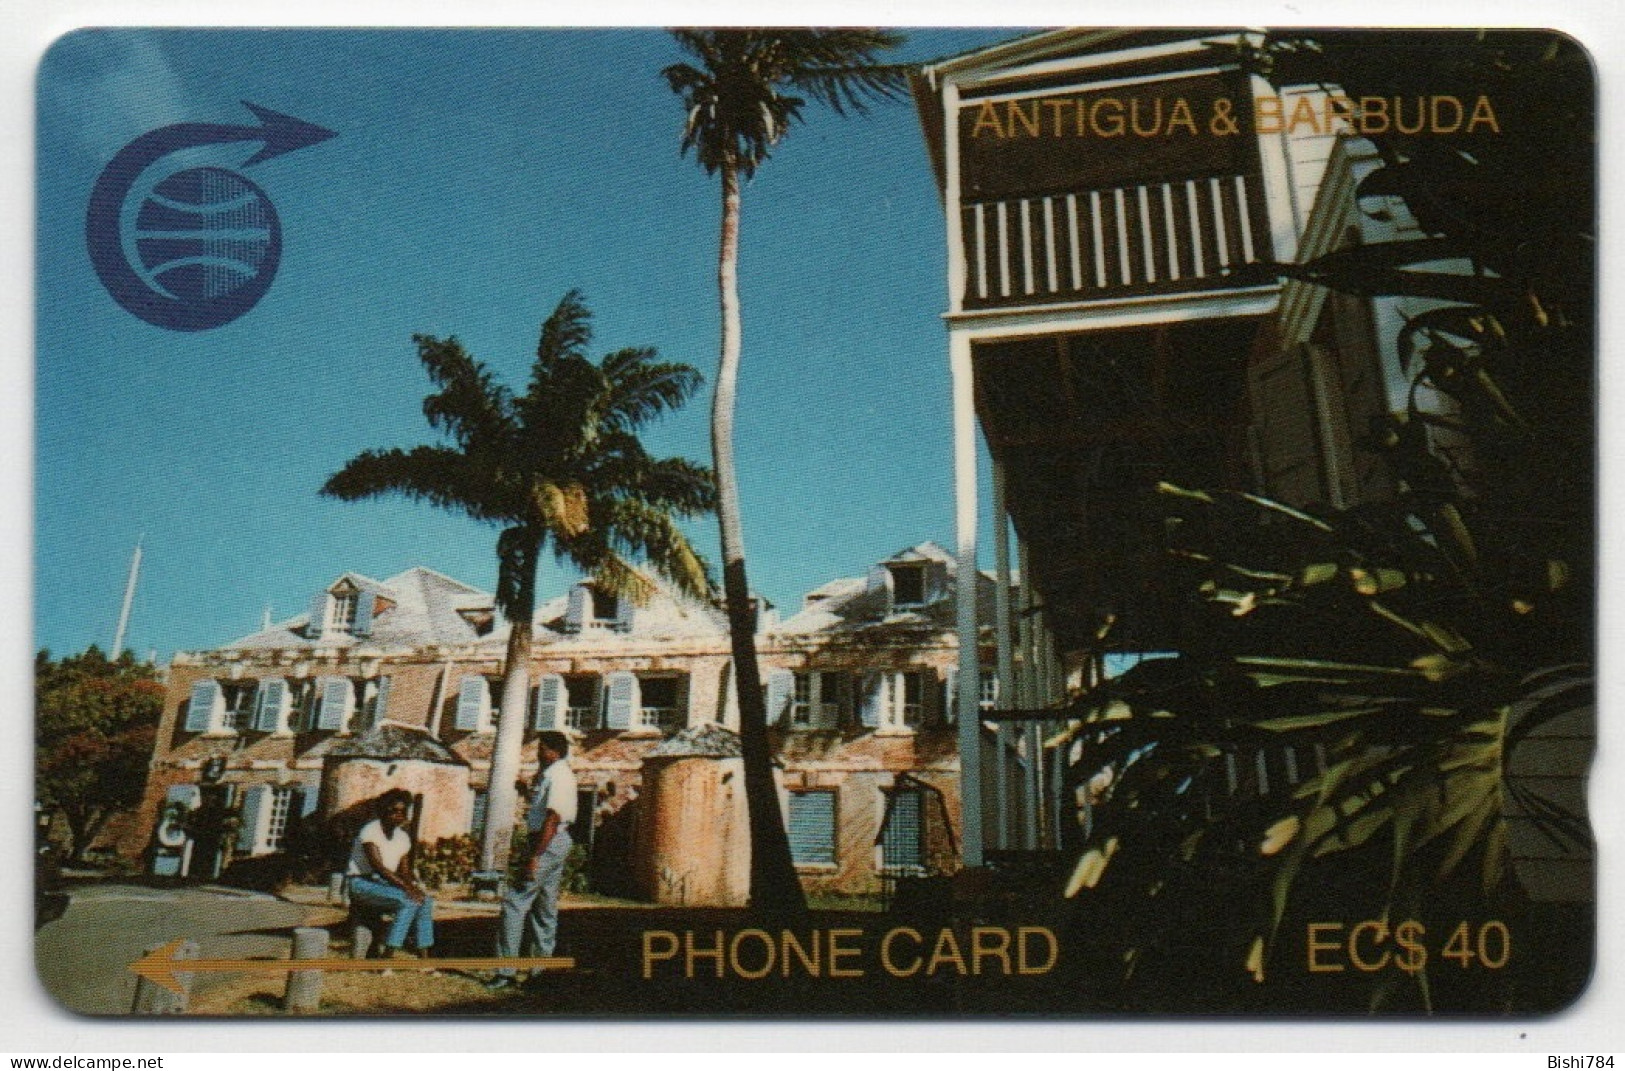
[960,172,1269,310]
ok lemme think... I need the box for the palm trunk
[480,538,539,874]
[714,160,806,917]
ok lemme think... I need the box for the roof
[646,723,742,760]
[221,565,498,652]
[326,722,468,766]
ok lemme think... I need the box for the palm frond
[413,335,515,451]
[320,445,504,523]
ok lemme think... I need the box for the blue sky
[35,27,1015,661]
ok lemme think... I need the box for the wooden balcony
[959,170,1270,311]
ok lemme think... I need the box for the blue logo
[85,102,335,332]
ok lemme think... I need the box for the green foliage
[505,826,590,894]
[1061,31,1593,1013]
[35,647,164,862]
[413,834,479,890]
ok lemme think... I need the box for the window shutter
[254,678,289,732]
[765,669,794,726]
[881,789,924,870]
[925,560,951,605]
[565,585,590,633]
[859,672,884,729]
[1249,343,1325,508]
[455,676,490,731]
[296,784,320,818]
[352,592,376,637]
[534,673,566,730]
[786,792,836,866]
[605,671,639,731]
[237,784,271,854]
[816,673,845,729]
[306,592,329,640]
[944,666,959,725]
[186,679,221,732]
[316,675,353,731]
[614,595,638,633]
[372,675,392,722]
[866,564,894,618]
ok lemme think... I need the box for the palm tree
[323,290,714,872]
[662,29,909,915]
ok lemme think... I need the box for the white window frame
[329,590,358,634]
[636,674,684,732]
[220,680,258,733]
[889,563,928,607]
[790,673,814,726]
[264,786,295,852]
[565,674,601,731]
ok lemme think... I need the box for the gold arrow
[131,938,575,995]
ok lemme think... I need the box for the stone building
[123,544,1004,903]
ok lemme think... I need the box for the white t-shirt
[348,818,412,878]
[526,758,578,831]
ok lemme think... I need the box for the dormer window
[329,591,358,634]
[590,587,619,623]
[889,563,927,607]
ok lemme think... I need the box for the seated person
[347,788,435,961]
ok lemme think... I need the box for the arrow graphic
[132,938,574,995]
[85,102,336,331]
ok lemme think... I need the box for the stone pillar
[283,926,329,1012]
[131,940,196,1015]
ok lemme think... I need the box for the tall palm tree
[663,29,908,915]
[323,290,714,872]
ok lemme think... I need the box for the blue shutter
[186,679,220,732]
[238,784,271,853]
[787,792,836,865]
[565,585,590,633]
[859,673,884,729]
[316,676,351,731]
[614,594,638,633]
[372,675,392,722]
[352,592,376,637]
[881,789,924,870]
[866,564,894,618]
[534,674,566,730]
[306,592,329,640]
[254,678,288,732]
[765,669,794,726]
[296,783,320,818]
[944,666,959,725]
[605,671,638,731]
[455,676,489,731]
[926,560,951,605]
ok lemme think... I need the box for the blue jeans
[349,875,435,952]
[494,828,571,977]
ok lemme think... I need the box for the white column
[992,457,1015,852]
[944,80,966,316]
[952,328,983,868]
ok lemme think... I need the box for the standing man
[485,731,576,991]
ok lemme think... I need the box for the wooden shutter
[306,592,329,640]
[237,784,272,853]
[1248,343,1325,508]
[787,792,836,866]
[254,678,288,732]
[185,679,221,732]
[352,592,376,637]
[859,673,884,729]
[565,585,590,632]
[455,676,489,731]
[316,676,353,731]
[925,560,951,605]
[766,669,794,726]
[605,671,639,731]
[372,675,392,722]
[534,674,566,731]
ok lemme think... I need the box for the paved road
[34,882,316,1016]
